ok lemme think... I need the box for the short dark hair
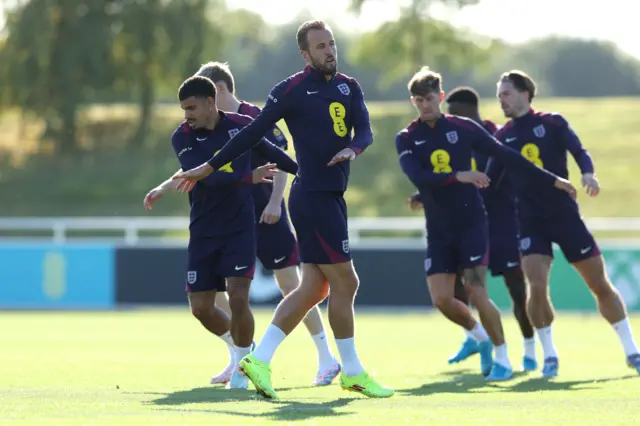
[196,61,235,94]
[446,86,479,106]
[408,66,442,97]
[178,76,216,101]
[499,70,537,102]
[296,20,331,51]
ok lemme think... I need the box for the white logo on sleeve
[274,257,286,264]
[505,137,517,143]
[228,128,239,138]
[470,255,483,262]
[415,140,427,145]
[235,265,248,271]
[187,271,197,284]
[178,147,192,157]
[580,246,592,255]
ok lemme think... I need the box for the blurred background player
[174,20,393,399]
[444,87,535,371]
[145,75,298,389]
[395,67,575,381]
[495,70,640,377]
[194,61,340,386]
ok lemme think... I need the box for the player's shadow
[498,374,638,393]
[157,397,354,421]
[400,368,528,396]
[134,385,314,406]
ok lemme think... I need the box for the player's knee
[331,275,359,300]
[466,285,489,306]
[432,293,456,311]
[274,269,300,296]
[228,294,250,315]
[589,276,617,299]
[190,303,210,321]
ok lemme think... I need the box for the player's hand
[260,201,282,224]
[455,171,490,189]
[581,173,600,197]
[173,163,215,190]
[143,187,166,210]
[554,178,577,199]
[252,163,279,184]
[328,148,356,166]
[407,193,423,211]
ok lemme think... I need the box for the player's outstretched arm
[175,86,291,184]
[473,124,576,198]
[395,133,457,188]
[143,170,187,210]
[207,85,290,171]
[253,138,298,176]
[171,130,254,190]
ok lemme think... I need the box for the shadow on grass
[128,386,356,421]
[399,367,637,396]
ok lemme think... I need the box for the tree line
[1,0,639,154]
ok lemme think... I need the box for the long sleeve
[396,133,457,188]
[252,138,298,176]
[471,123,558,188]
[483,157,507,193]
[172,131,250,188]
[349,80,373,156]
[557,115,594,174]
[207,81,292,170]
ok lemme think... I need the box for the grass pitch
[2,308,640,425]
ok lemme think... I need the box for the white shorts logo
[424,258,431,272]
[342,239,350,254]
[520,237,531,251]
[187,271,197,284]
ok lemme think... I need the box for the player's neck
[514,106,531,118]
[421,112,442,128]
[217,94,241,114]
[203,111,221,130]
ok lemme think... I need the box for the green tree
[349,0,494,87]
[0,0,115,153]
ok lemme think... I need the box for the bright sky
[226,0,639,59]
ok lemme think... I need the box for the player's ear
[300,50,310,63]
[410,96,416,106]
[214,82,226,94]
[439,91,445,102]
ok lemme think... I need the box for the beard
[310,55,337,75]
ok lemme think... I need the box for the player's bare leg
[188,291,236,384]
[317,262,393,397]
[503,268,537,370]
[463,266,513,380]
[239,263,330,398]
[429,273,477,328]
[226,277,255,389]
[522,254,559,377]
[274,265,340,385]
[241,262,392,398]
[448,273,482,364]
[215,292,232,317]
[428,272,496,377]
[573,255,640,373]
